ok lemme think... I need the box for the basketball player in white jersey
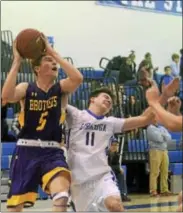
[66,78,179,212]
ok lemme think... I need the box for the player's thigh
[48,172,70,194]
[40,150,71,194]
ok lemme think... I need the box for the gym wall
[1,1,182,71]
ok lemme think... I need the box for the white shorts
[71,172,121,211]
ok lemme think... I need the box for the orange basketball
[16,28,46,59]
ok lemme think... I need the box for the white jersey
[66,105,125,185]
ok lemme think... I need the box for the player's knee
[49,174,70,210]
[52,191,69,208]
[104,196,124,212]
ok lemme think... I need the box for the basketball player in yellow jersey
[2,37,83,212]
[146,82,182,212]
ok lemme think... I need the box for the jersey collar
[86,109,104,120]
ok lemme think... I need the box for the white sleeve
[108,116,126,133]
[66,105,80,127]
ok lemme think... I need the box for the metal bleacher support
[6,107,14,131]
[1,142,15,201]
[99,57,120,80]
[117,85,149,162]
[1,30,34,113]
[1,31,14,92]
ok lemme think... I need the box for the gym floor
[1,194,179,212]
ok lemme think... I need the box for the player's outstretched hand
[146,85,160,106]
[162,77,180,98]
[168,96,181,106]
[13,40,22,62]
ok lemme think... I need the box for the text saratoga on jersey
[80,123,107,132]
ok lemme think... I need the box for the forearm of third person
[158,93,169,106]
[2,60,20,101]
[152,103,182,131]
[143,93,170,118]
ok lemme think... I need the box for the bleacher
[1,30,183,200]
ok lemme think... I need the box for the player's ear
[32,66,39,77]
[90,97,95,104]
[34,66,39,74]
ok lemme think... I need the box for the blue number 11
[85,132,95,146]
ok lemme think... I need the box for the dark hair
[31,54,46,75]
[164,66,171,71]
[140,60,149,68]
[129,50,135,57]
[172,53,179,61]
[145,52,151,58]
[137,67,149,80]
[89,87,115,105]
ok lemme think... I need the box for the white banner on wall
[96,0,182,16]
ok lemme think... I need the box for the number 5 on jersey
[86,132,95,146]
[36,111,48,131]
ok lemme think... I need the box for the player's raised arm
[121,78,181,132]
[123,115,152,131]
[146,85,182,131]
[108,114,151,133]
[41,35,83,93]
[152,103,182,131]
[2,41,28,103]
[59,59,83,93]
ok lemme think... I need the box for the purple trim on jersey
[66,129,71,149]
[86,109,104,120]
[111,171,117,183]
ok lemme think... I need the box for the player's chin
[53,71,58,77]
[101,105,111,115]
[50,70,58,77]
[46,73,58,81]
